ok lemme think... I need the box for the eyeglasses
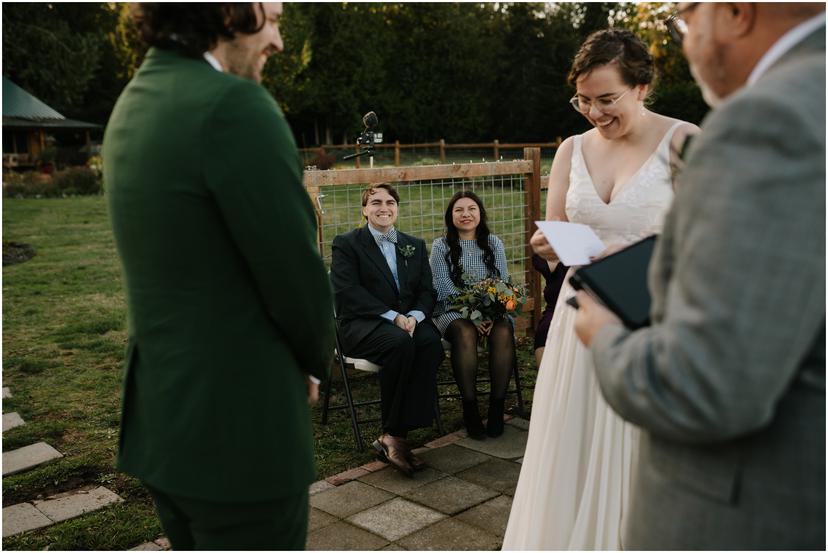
[569,88,632,114]
[666,3,699,46]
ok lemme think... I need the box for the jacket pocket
[646,434,742,505]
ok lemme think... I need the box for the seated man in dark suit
[331,183,444,477]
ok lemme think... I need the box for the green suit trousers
[145,484,308,550]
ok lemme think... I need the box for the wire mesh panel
[314,173,529,285]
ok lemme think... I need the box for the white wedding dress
[503,122,683,550]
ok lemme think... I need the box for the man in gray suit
[571,3,825,549]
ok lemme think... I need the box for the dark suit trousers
[145,484,308,550]
[347,321,443,432]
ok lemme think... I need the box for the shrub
[308,147,337,170]
[52,166,101,195]
[3,171,59,198]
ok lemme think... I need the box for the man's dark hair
[568,28,655,88]
[133,3,265,58]
[361,184,400,207]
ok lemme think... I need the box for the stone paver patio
[306,417,528,550]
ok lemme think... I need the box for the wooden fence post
[394,140,400,166]
[523,147,542,338]
[439,139,446,163]
[493,139,499,161]
[305,184,325,253]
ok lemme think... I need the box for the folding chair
[320,317,446,450]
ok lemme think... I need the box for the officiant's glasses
[569,88,632,114]
[666,3,699,46]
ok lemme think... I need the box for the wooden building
[2,77,100,169]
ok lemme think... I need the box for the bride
[503,29,698,550]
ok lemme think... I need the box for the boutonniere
[398,244,416,259]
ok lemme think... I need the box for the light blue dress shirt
[367,224,425,325]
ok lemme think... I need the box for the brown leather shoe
[407,451,427,471]
[373,434,414,477]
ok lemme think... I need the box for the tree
[612,2,709,124]
[2,3,107,118]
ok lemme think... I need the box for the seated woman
[430,190,514,440]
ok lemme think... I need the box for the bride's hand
[589,242,626,262]
[530,229,559,263]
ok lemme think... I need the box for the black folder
[569,235,657,329]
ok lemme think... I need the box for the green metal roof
[3,77,65,120]
[2,77,101,129]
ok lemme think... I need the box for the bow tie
[377,229,398,244]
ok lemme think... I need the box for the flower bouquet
[447,277,528,328]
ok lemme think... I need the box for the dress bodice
[565,122,682,245]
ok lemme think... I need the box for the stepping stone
[397,518,501,551]
[455,495,513,537]
[310,481,393,518]
[347,497,445,541]
[455,424,527,460]
[456,458,521,496]
[2,503,52,537]
[3,442,63,476]
[33,486,123,523]
[403,476,498,515]
[358,466,445,495]
[130,542,163,551]
[309,507,338,533]
[506,416,530,430]
[306,520,389,551]
[3,387,11,399]
[2,412,25,432]
[414,444,489,474]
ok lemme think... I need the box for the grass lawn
[2,195,539,550]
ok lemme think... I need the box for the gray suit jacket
[590,27,825,549]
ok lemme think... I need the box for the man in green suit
[104,3,335,549]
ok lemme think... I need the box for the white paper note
[535,221,606,266]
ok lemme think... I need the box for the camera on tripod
[343,111,383,165]
[356,111,383,148]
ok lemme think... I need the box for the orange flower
[505,300,516,312]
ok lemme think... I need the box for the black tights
[444,318,514,401]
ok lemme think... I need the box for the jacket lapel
[395,233,411,295]
[359,226,399,293]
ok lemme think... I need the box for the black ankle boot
[462,399,486,440]
[487,398,505,437]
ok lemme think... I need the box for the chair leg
[433,389,445,435]
[511,344,527,418]
[338,357,365,450]
[321,366,334,425]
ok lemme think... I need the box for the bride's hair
[568,29,655,90]
[443,191,500,289]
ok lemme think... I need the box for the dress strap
[658,121,686,157]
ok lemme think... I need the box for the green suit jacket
[104,47,334,502]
